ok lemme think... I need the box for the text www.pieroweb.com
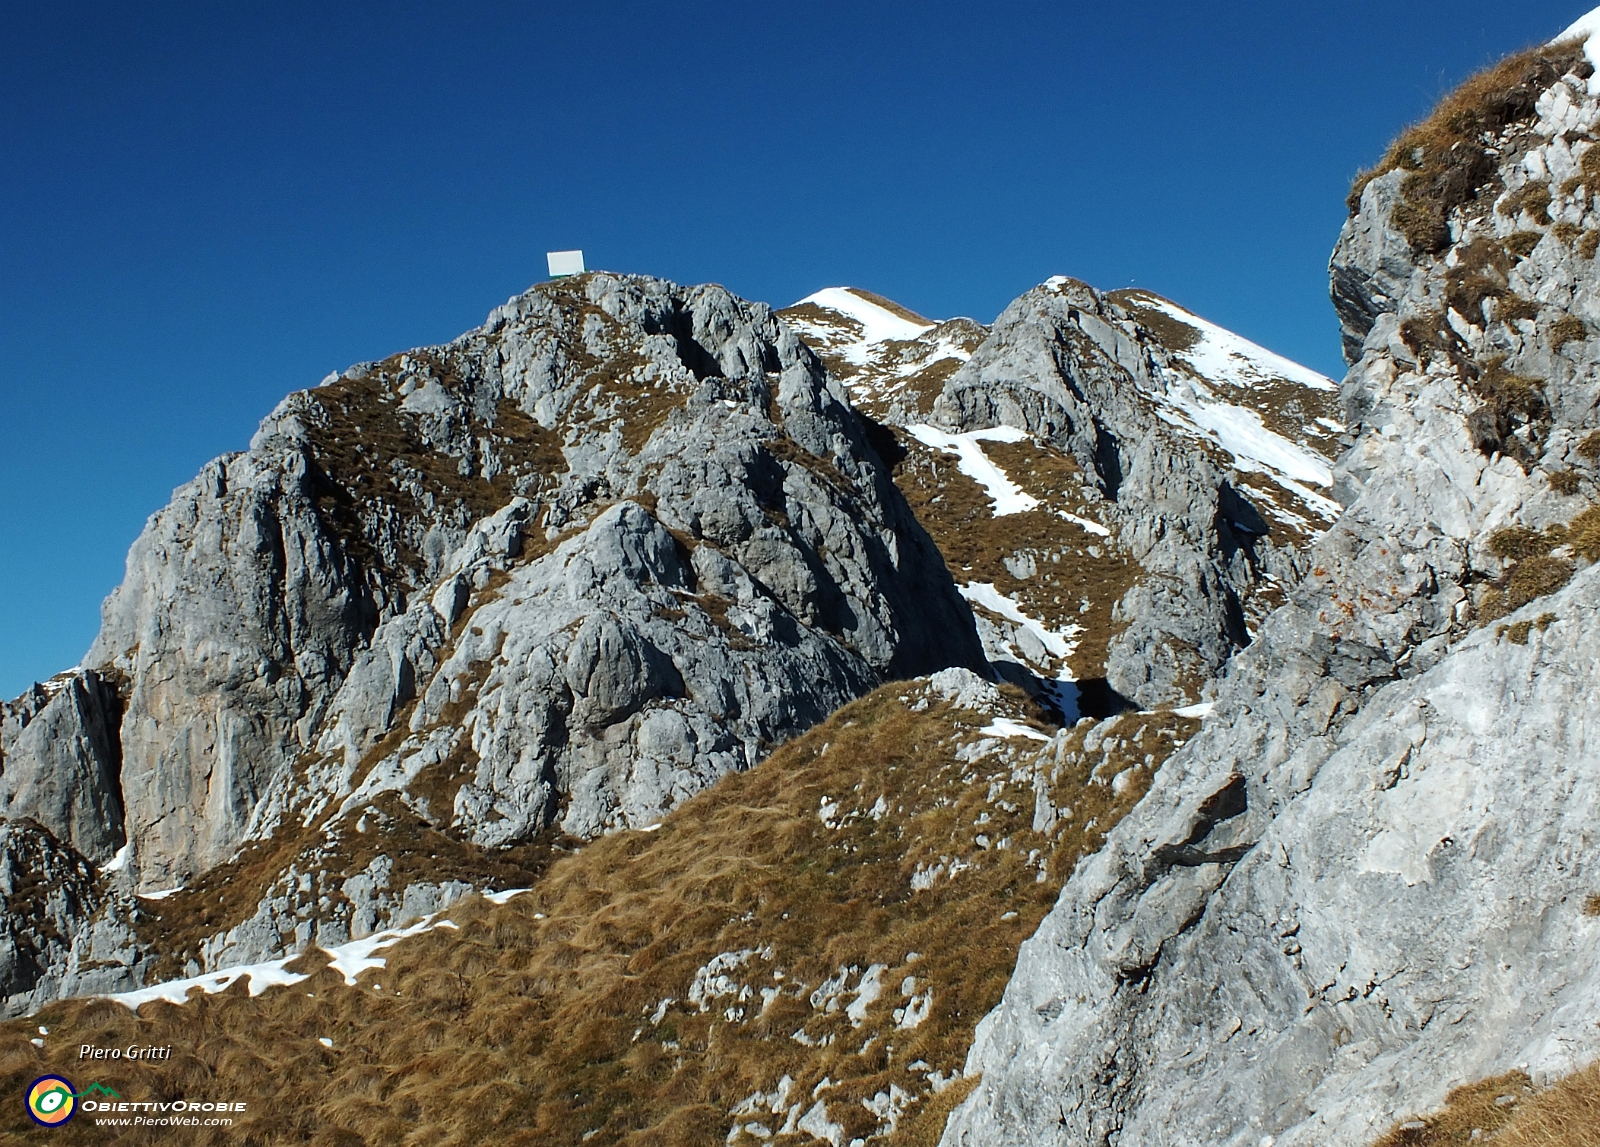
[85,1099,245,1128]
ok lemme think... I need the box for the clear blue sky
[1,1,1591,697]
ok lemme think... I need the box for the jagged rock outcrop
[0,271,986,989]
[78,272,982,890]
[0,819,145,1016]
[943,34,1600,1147]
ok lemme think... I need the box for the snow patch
[958,583,1078,659]
[906,424,1039,515]
[100,842,132,874]
[1056,509,1111,537]
[1557,8,1600,93]
[483,887,531,905]
[106,913,460,1009]
[1172,702,1215,719]
[981,718,1050,742]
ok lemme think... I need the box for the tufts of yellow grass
[1477,504,1600,625]
[1347,40,1589,252]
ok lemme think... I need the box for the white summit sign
[546,250,585,278]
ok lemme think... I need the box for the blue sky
[1,0,1592,697]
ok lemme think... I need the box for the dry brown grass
[1375,1063,1600,1147]
[1498,295,1540,324]
[1551,316,1590,352]
[1507,231,1545,258]
[1477,503,1600,624]
[1347,40,1589,251]
[1396,311,1545,468]
[1468,356,1550,467]
[1550,470,1583,496]
[1375,1072,1533,1145]
[1446,240,1516,324]
[1500,182,1554,225]
[305,363,564,578]
[0,685,1198,1147]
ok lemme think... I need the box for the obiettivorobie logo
[27,1077,119,1126]
[25,1075,248,1129]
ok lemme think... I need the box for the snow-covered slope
[1559,4,1600,85]
[1112,288,1344,534]
[780,288,987,422]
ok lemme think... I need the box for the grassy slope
[0,683,1197,1147]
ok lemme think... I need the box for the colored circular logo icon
[27,1076,76,1126]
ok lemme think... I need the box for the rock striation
[943,33,1600,1147]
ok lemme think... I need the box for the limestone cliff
[943,32,1600,1147]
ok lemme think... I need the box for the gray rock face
[943,53,1600,1147]
[1,671,124,863]
[931,282,1329,707]
[197,853,475,974]
[226,274,984,856]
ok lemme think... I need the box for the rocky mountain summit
[0,242,1347,1022]
[0,273,993,1006]
[943,25,1600,1147]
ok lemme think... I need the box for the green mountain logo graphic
[73,1083,120,1099]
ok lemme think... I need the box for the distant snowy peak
[1110,288,1336,395]
[779,287,986,420]
[790,287,935,357]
